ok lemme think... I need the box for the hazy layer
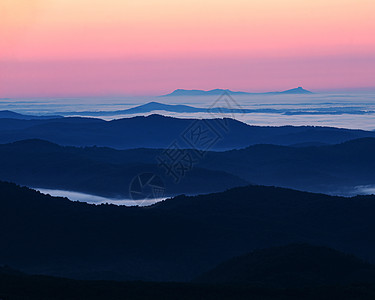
[35,184,375,207]
[1,92,375,130]
[36,188,165,207]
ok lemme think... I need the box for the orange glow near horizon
[1,0,375,96]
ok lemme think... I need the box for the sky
[1,0,375,97]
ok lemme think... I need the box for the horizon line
[2,86,375,99]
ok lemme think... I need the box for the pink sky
[1,0,375,96]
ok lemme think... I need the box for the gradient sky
[1,0,374,96]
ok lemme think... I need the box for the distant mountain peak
[280,87,313,94]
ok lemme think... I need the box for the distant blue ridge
[160,87,313,96]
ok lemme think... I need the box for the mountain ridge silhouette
[161,87,313,96]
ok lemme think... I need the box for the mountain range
[161,87,313,96]
[0,139,248,197]
[0,138,375,197]
[2,100,375,298]
[0,114,374,150]
[57,102,375,117]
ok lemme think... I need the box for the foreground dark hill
[1,181,375,282]
[195,244,375,288]
[0,114,374,150]
[2,269,375,300]
[2,250,375,300]
[1,138,374,196]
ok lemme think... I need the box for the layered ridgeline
[0,110,62,120]
[1,181,375,282]
[0,115,375,149]
[0,139,248,197]
[0,138,374,197]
